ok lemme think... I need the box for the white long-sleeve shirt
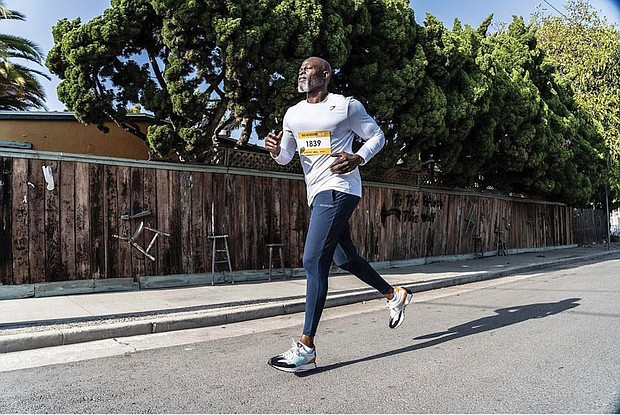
[272,93,385,206]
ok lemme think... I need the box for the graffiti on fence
[381,193,444,226]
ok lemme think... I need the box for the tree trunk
[235,118,252,149]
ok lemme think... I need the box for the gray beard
[298,80,309,93]
[298,77,319,93]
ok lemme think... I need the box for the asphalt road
[0,257,619,413]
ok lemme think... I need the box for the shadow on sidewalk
[298,298,581,376]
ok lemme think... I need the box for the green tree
[408,15,494,184]
[481,18,556,195]
[44,0,606,206]
[535,0,620,201]
[0,0,49,110]
[402,10,604,205]
[477,16,604,204]
[324,0,427,178]
[46,0,424,161]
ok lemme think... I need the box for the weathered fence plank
[45,160,62,282]
[190,171,205,274]
[168,170,182,275]
[28,159,46,283]
[130,167,146,277]
[290,182,307,267]
[104,164,119,278]
[116,166,132,278]
[0,157,13,283]
[142,167,158,276]
[89,163,105,278]
[179,171,192,273]
[202,171,214,266]
[155,169,172,275]
[74,162,91,280]
[11,158,29,284]
[278,177,291,269]
[60,161,76,280]
[229,174,243,270]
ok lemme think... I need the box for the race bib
[297,130,331,156]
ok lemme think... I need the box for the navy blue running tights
[302,190,392,337]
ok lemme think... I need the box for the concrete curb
[0,250,616,354]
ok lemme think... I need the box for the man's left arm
[330,98,385,174]
[347,98,385,165]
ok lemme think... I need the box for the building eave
[0,110,157,123]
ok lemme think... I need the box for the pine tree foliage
[45,0,611,205]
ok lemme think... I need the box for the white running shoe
[388,287,413,329]
[267,340,317,373]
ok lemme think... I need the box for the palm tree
[0,0,49,110]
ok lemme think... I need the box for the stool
[266,243,286,281]
[208,235,233,284]
[473,236,484,259]
[494,230,508,256]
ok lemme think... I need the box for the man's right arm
[267,122,296,165]
[265,130,283,157]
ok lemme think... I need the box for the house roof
[0,110,268,154]
[0,110,157,122]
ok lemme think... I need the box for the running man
[265,57,413,373]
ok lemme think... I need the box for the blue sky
[3,0,620,112]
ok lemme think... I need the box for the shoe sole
[267,361,317,373]
[389,289,413,329]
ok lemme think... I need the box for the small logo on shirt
[329,105,336,111]
[319,204,334,208]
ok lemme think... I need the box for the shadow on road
[298,298,581,376]
[613,393,620,414]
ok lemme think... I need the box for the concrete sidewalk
[0,243,618,354]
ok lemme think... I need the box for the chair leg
[279,246,286,278]
[268,246,274,281]
[224,237,233,284]
[211,238,216,285]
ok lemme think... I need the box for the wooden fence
[572,208,609,245]
[0,149,578,285]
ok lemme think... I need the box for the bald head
[307,57,332,79]
[298,57,332,94]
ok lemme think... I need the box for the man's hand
[265,130,283,157]
[329,152,364,174]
